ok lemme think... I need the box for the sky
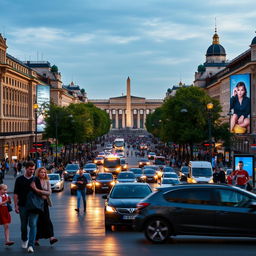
[1,0,256,99]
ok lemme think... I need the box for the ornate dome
[251,36,256,45]
[197,64,206,72]
[51,65,58,73]
[206,31,226,56]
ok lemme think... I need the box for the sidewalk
[2,171,16,193]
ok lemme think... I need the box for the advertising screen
[234,155,254,177]
[229,74,251,134]
[36,84,50,132]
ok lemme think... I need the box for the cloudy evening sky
[1,0,256,99]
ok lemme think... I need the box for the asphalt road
[1,148,256,255]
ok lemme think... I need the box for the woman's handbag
[25,191,44,213]
[6,202,12,212]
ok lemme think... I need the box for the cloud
[105,35,140,44]
[140,18,204,42]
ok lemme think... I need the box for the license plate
[102,186,108,189]
[123,215,136,220]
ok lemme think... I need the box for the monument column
[126,77,132,128]
[143,110,146,128]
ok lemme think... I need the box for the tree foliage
[146,86,231,147]
[43,102,111,145]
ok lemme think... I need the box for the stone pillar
[115,110,118,129]
[143,110,146,128]
[137,110,140,129]
[126,77,132,128]
[109,110,112,129]
[122,110,125,128]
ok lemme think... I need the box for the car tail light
[136,202,150,211]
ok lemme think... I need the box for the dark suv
[134,184,256,243]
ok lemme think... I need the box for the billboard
[234,155,254,178]
[229,74,251,134]
[36,84,50,132]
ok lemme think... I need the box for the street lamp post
[33,103,39,166]
[207,103,214,163]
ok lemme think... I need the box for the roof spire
[212,18,219,45]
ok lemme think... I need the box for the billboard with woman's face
[229,74,251,134]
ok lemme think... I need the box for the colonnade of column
[106,109,154,129]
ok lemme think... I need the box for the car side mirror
[102,195,108,199]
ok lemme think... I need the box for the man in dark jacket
[73,167,88,213]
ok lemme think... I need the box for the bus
[103,155,121,176]
[113,138,125,150]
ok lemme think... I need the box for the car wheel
[144,218,170,243]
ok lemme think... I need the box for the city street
[1,148,256,256]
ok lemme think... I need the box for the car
[180,166,189,176]
[134,184,256,243]
[70,173,94,195]
[145,165,162,178]
[64,164,80,181]
[120,158,128,171]
[117,171,136,183]
[105,144,113,150]
[154,156,166,169]
[141,169,158,183]
[159,177,180,187]
[98,152,105,158]
[130,168,144,182]
[84,163,98,177]
[94,173,116,193]
[148,152,156,160]
[187,161,213,184]
[162,166,176,174]
[48,174,64,192]
[161,172,179,180]
[139,144,148,150]
[138,158,150,168]
[94,157,104,165]
[103,183,152,230]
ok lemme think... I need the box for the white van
[187,161,213,183]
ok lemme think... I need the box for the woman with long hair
[31,167,58,246]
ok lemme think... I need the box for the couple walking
[13,161,58,253]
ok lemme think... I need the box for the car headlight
[146,162,150,165]
[104,168,109,172]
[86,183,93,187]
[116,167,121,171]
[71,183,77,189]
[95,182,101,186]
[139,162,142,165]
[141,175,146,179]
[64,171,68,174]
[124,164,127,168]
[209,178,214,183]
[106,205,116,213]
[154,175,158,179]
[110,181,116,186]
[191,178,197,183]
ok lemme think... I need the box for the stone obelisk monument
[126,77,132,128]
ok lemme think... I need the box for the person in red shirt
[233,161,249,189]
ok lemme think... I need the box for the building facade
[0,35,87,160]
[89,77,163,129]
[194,30,256,154]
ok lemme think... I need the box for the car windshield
[96,157,103,160]
[164,173,178,178]
[118,173,135,179]
[144,169,155,174]
[85,164,96,168]
[110,185,152,198]
[66,164,79,170]
[192,168,212,177]
[140,159,148,162]
[163,167,174,172]
[181,166,189,173]
[49,175,60,180]
[155,158,165,165]
[104,159,120,168]
[131,169,142,174]
[162,179,179,184]
[97,174,113,180]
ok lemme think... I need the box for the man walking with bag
[14,161,39,253]
[73,167,88,213]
